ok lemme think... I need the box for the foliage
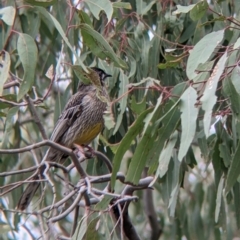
[1,0,240,239]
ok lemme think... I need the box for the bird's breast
[74,122,103,145]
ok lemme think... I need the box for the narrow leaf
[17,34,38,101]
[142,94,162,135]
[223,78,240,120]
[225,140,240,193]
[111,108,153,189]
[103,103,115,130]
[173,4,195,14]
[80,23,127,68]
[178,86,198,161]
[0,51,10,95]
[36,6,86,71]
[200,52,227,138]
[125,95,163,184]
[186,30,224,80]
[113,2,132,9]
[215,175,224,223]
[168,184,180,217]
[231,66,240,95]
[189,0,208,21]
[84,0,113,23]
[157,131,178,178]
[24,0,56,7]
[233,183,240,228]
[113,70,128,134]
[233,37,240,49]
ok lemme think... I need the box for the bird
[17,67,111,210]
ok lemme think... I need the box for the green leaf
[215,175,224,223]
[130,95,146,115]
[113,70,128,134]
[111,108,153,189]
[17,34,38,101]
[231,66,240,95]
[157,131,178,178]
[142,94,162,135]
[136,0,156,16]
[178,86,198,161]
[233,37,240,49]
[77,9,93,27]
[71,65,91,84]
[113,2,132,9]
[193,61,215,83]
[197,133,209,161]
[36,6,87,71]
[173,4,196,14]
[72,215,88,240]
[0,51,10,95]
[147,102,181,173]
[190,0,208,21]
[219,143,231,168]
[170,82,188,102]
[24,0,56,7]
[79,23,127,69]
[168,183,180,217]
[84,216,101,239]
[200,52,227,138]
[125,95,163,184]
[84,0,113,23]
[94,195,114,211]
[223,78,240,120]
[0,94,17,109]
[233,183,240,228]
[0,6,16,26]
[2,107,19,147]
[186,30,224,80]
[225,141,240,193]
[103,103,115,130]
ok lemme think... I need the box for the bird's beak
[106,73,112,78]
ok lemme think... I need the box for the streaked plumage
[17,67,111,210]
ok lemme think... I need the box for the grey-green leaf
[36,6,86,71]
[113,2,132,9]
[0,6,16,26]
[157,131,178,178]
[187,30,224,80]
[17,34,38,101]
[225,141,240,194]
[0,51,10,95]
[173,4,195,14]
[84,0,113,23]
[215,175,224,223]
[113,70,128,134]
[200,52,227,138]
[178,86,198,161]
[80,23,127,69]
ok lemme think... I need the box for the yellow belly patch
[74,123,102,145]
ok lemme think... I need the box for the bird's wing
[50,92,87,144]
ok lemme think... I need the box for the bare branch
[48,187,84,223]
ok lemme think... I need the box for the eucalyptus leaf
[200,52,227,138]
[17,34,38,101]
[178,86,198,161]
[0,6,16,26]
[187,30,224,80]
[84,0,113,23]
[0,51,10,95]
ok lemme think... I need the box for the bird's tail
[16,176,41,211]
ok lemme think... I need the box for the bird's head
[91,67,112,85]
